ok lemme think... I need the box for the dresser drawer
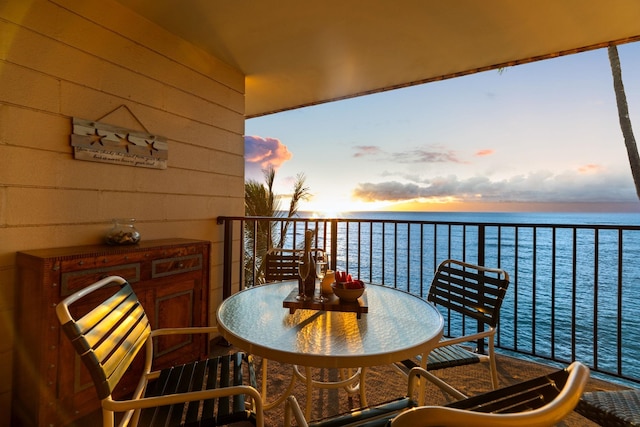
[61,263,141,296]
[152,254,202,278]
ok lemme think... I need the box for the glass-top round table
[216,280,444,416]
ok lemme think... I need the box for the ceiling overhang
[117,1,640,118]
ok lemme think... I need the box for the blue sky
[245,42,640,214]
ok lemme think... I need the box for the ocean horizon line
[298,203,640,215]
[293,210,640,226]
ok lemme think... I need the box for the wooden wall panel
[1,1,247,424]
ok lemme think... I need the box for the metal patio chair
[56,275,263,427]
[398,259,510,394]
[264,247,303,282]
[285,361,590,427]
[263,247,327,283]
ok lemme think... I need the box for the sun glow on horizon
[301,198,394,216]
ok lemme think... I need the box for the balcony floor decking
[210,339,632,426]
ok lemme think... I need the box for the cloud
[245,135,292,180]
[476,149,494,157]
[353,145,383,157]
[353,144,464,164]
[391,148,464,164]
[352,169,637,204]
[578,163,602,173]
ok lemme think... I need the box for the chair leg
[488,336,499,389]
[285,395,309,427]
[102,408,115,427]
[418,369,467,401]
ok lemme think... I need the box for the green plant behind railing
[244,167,310,287]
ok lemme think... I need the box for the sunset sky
[245,42,640,214]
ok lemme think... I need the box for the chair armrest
[103,384,263,413]
[389,406,495,426]
[433,328,494,348]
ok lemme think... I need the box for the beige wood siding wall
[0,0,246,422]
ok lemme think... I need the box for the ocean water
[333,210,640,225]
[297,211,640,381]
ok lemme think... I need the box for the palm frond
[244,166,310,287]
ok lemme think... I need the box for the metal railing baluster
[217,215,640,385]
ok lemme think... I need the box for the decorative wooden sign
[70,118,168,169]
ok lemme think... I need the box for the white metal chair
[399,259,510,394]
[56,275,264,427]
[285,362,589,427]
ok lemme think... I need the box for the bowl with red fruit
[332,271,365,302]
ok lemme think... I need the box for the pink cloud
[353,145,383,158]
[245,135,292,179]
[475,149,494,157]
[578,164,602,173]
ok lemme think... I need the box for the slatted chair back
[428,259,510,329]
[56,276,150,400]
[445,367,572,413]
[400,259,510,390]
[264,247,325,283]
[264,248,302,282]
[56,276,263,427]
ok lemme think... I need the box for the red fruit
[346,274,352,282]
[345,280,364,289]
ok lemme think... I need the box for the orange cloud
[578,164,602,173]
[475,149,494,157]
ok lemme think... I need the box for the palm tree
[608,45,640,199]
[244,166,310,286]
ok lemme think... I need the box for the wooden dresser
[11,238,211,427]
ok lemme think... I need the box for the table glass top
[216,281,444,368]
